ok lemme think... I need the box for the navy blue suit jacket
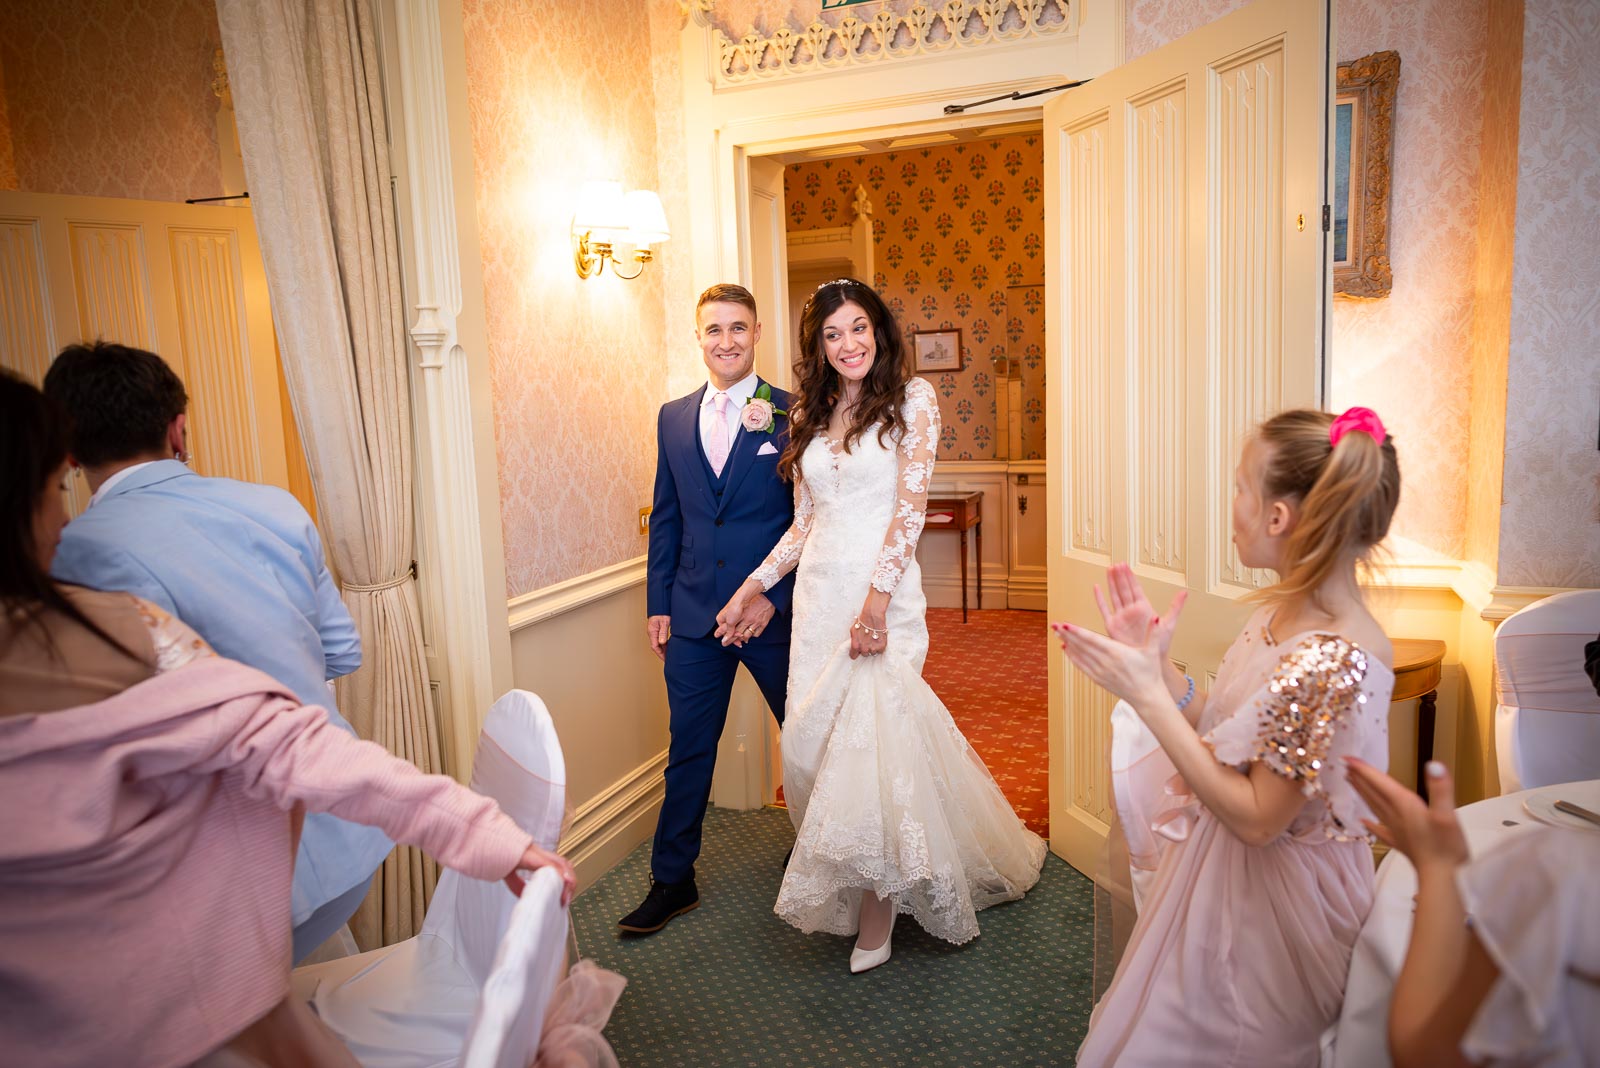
[647,381,796,640]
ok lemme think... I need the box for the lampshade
[572,180,628,240]
[622,190,670,248]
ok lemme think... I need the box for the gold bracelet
[852,618,887,641]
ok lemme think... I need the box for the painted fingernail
[1425,761,1446,779]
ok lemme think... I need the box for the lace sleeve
[750,475,814,591]
[130,595,215,673]
[871,377,939,594]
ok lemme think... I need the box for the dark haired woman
[0,370,579,1066]
[716,280,1044,973]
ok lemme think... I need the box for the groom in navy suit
[620,283,796,934]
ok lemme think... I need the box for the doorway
[678,0,1331,874]
[761,129,1054,835]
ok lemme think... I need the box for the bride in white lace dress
[716,279,1044,973]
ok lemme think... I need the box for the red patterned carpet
[924,608,1050,837]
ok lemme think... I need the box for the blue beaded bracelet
[1175,673,1196,712]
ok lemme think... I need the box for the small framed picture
[912,328,963,373]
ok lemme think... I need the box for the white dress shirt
[88,460,161,507]
[699,372,758,460]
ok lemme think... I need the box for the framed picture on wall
[1334,50,1400,299]
[912,328,963,372]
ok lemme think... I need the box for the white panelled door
[1045,0,1331,873]
[0,191,308,518]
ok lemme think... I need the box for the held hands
[1344,757,1469,873]
[716,581,774,647]
[503,841,578,906]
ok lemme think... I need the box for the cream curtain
[216,0,441,947]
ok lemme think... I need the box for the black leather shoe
[782,846,794,868]
[618,880,699,934]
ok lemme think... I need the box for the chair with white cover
[1494,589,1600,793]
[461,867,567,1068]
[291,690,568,1066]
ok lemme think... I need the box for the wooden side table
[1392,638,1446,796]
[925,491,983,622]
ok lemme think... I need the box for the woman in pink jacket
[0,370,576,1067]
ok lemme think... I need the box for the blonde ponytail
[1252,408,1400,608]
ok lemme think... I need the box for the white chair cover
[1494,590,1600,793]
[460,867,568,1068]
[291,690,568,1066]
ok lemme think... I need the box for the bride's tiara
[801,278,864,318]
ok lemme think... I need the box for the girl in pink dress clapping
[1060,407,1400,1067]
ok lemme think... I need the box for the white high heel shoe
[849,906,896,974]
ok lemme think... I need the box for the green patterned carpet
[569,806,1096,1066]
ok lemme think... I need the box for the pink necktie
[709,392,730,476]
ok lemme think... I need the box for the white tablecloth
[1332,780,1600,1068]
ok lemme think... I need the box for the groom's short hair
[696,283,757,318]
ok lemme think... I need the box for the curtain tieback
[344,562,417,594]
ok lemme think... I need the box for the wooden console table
[1392,638,1446,796]
[925,491,982,622]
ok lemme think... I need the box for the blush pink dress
[1077,610,1393,1068]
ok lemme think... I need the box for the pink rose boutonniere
[740,383,787,434]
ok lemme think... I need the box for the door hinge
[1321,204,1331,232]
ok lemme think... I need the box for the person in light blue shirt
[45,341,391,963]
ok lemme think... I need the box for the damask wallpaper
[0,0,224,202]
[463,0,668,597]
[784,134,1047,461]
[1497,0,1600,588]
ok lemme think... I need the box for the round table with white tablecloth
[1331,778,1600,1068]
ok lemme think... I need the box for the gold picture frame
[912,328,963,372]
[1334,50,1400,299]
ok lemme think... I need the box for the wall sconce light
[572,180,670,280]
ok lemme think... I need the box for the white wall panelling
[0,217,56,384]
[1208,41,1286,595]
[1128,81,1188,584]
[1062,113,1114,559]
[169,227,262,483]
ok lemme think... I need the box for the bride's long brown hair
[779,279,911,483]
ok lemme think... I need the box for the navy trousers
[653,629,790,884]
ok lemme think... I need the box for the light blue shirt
[51,460,392,926]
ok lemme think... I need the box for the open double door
[1044,0,1332,872]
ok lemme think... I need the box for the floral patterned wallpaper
[0,60,16,190]
[784,134,1047,461]
[0,0,224,202]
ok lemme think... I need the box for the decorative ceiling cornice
[689,0,1074,87]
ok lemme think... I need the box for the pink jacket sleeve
[198,693,533,882]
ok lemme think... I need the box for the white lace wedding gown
[750,377,1045,944]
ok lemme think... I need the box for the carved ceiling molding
[687,0,1074,88]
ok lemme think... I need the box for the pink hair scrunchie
[1329,406,1386,448]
